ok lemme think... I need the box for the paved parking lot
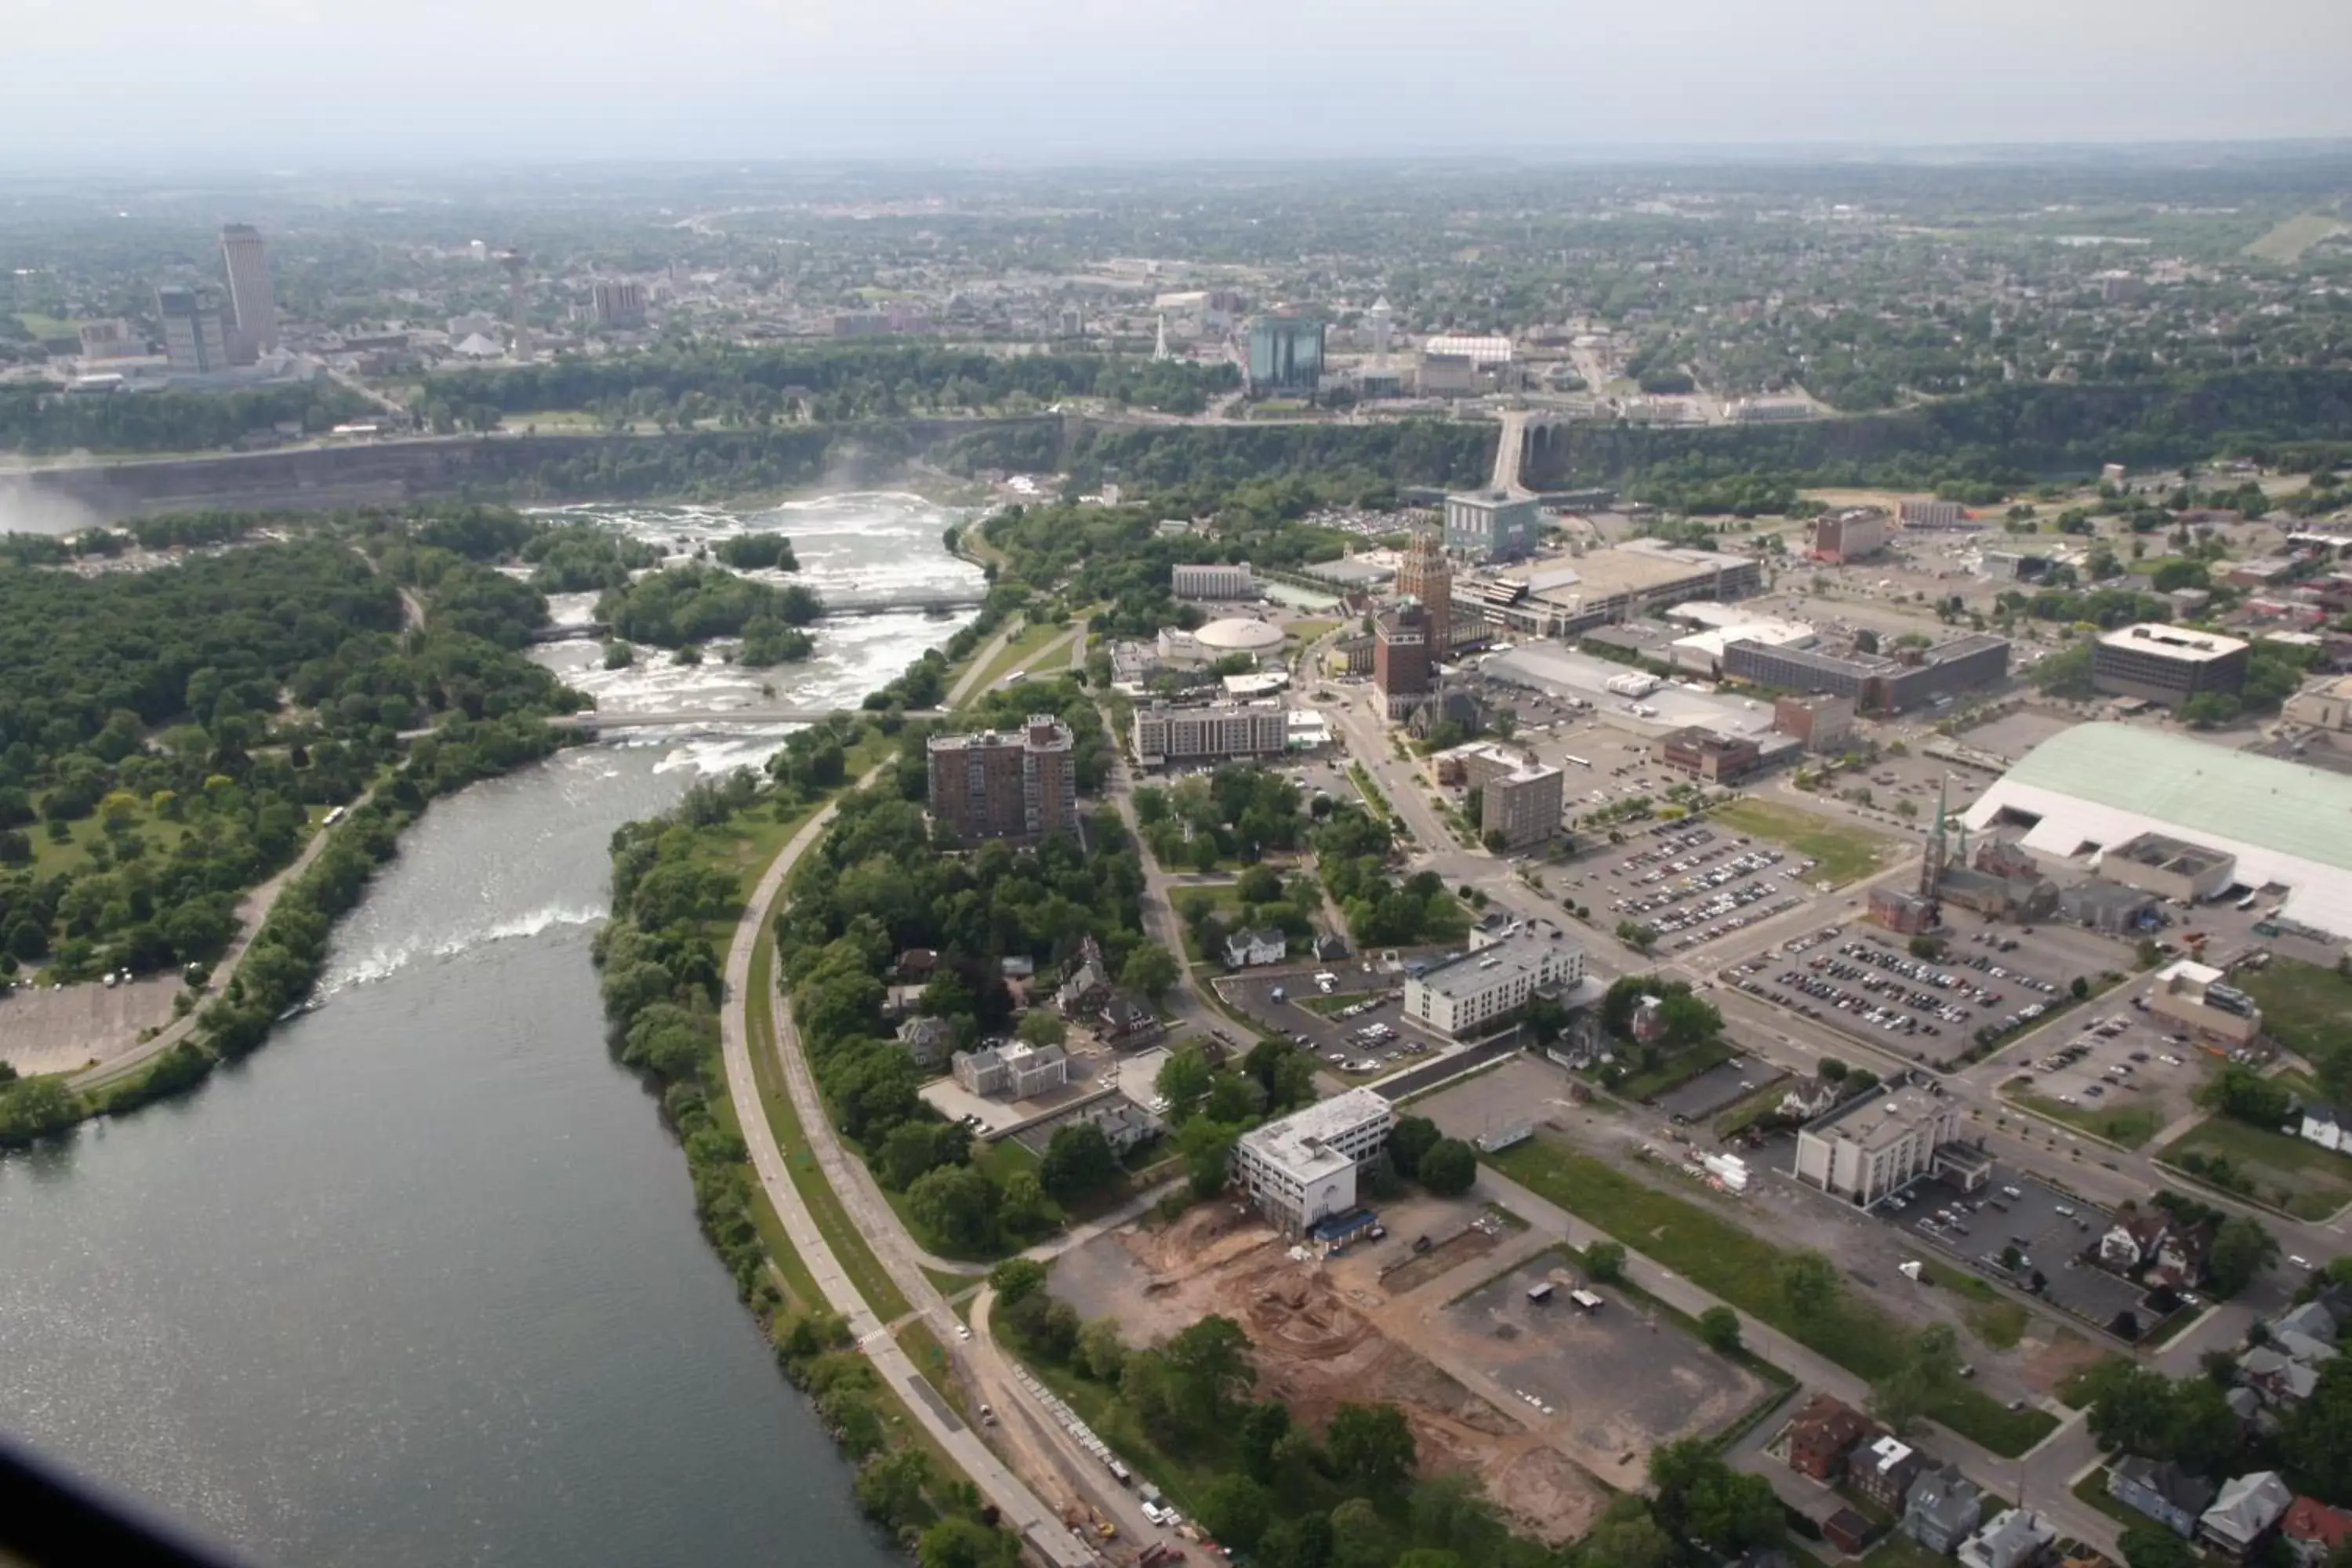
[1216,961,1439,1073]
[1724,922,2088,1068]
[1873,1163,2159,1335]
[2005,1005,2211,1132]
[1558,822,1823,949]
[1656,1058,1790,1123]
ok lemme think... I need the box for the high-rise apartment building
[156,286,230,374]
[590,280,648,328]
[218,224,276,363]
[1374,602,1431,720]
[1394,532,1453,654]
[926,717,1076,842]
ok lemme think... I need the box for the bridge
[549,708,946,731]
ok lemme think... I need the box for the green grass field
[1914,1259,2028,1352]
[1712,797,1896,887]
[960,619,1069,702]
[2004,1085,2165,1150]
[2247,212,2347,263]
[2238,958,2352,1065]
[2161,1112,2352,1221]
[1287,618,1342,642]
[1486,1137,2056,1455]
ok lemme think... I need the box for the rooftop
[2096,622,2249,661]
[1237,1087,1394,1181]
[1411,930,1577,1002]
[1194,617,1286,653]
[1807,1083,1951,1151]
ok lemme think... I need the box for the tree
[1040,1121,1118,1204]
[906,1165,997,1250]
[1418,1138,1476,1197]
[997,1168,1052,1236]
[1178,1117,1240,1200]
[1871,1323,1963,1435]
[1697,1306,1742,1354]
[1156,1046,1216,1125]
[1388,1114,1442,1178]
[1197,1476,1274,1552]
[2281,1359,2352,1504]
[1574,1496,1673,1568]
[1161,1315,1255,1433]
[2121,1525,2199,1568]
[919,1517,1020,1568]
[1686,1467,1785,1552]
[1076,1316,1127,1383]
[989,1256,1047,1308]
[1238,1399,1293,1483]
[1585,1241,1628,1283]
[1328,1497,1389,1568]
[1616,920,1659,953]
[1018,1008,1067,1047]
[1120,942,1179,1007]
[1256,1513,1335,1568]
[855,1446,931,1530]
[2204,1064,2292,1128]
[1776,1250,1841,1320]
[1327,1402,1417,1493]
[2209,1215,2280,1298]
[2071,975,2091,1000]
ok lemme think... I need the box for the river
[0,495,981,1568]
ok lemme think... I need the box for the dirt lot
[1051,1201,1611,1543]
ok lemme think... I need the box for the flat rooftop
[2096,623,2249,661]
[1238,1087,1393,1181]
[1807,1085,1951,1152]
[1413,931,1576,1001]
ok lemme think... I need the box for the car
[2290,1254,2311,1269]
[956,1323,972,1341]
[1140,1502,1167,1526]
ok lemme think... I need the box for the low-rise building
[2102,832,2238,903]
[2201,1472,2293,1562]
[1172,561,1255,599]
[1403,929,1584,1039]
[2057,878,2160,935]
[951,1041,1069,1099]
[1851,1435,1924,1514]
[1443,491,1542,563]
[895,1015,957,1070]
[1659,725,1763,782]
[1958,1508,2054,1568]
[1813,506,1892,562]
[2109,1456,2216,1539]
[1783,1392,1870,1480]
[1900,497,1970,530]
[2092,624,2250,709]
[2282,1496,2352,1567]
[1131,701,1290,768]
[2149,959,2263,1047]
[1223,928,1288,969]
[1904,1465,1986,1555]
[1773,691,1857,753]
[2285,673,2352,732]
[1232,1087,1394,1233]
[1725,633,2010,715]
[2302,1105,2347,1152]
[1792,1083,1970,1207]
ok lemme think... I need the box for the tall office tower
[1368,296,1394,364]
[1394,529,1452,655]
[156,285,230,373]
[218,224,277,363]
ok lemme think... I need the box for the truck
[1526,1281,1556,1305]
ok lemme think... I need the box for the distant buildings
[1443,492,1542,564]
[1171,561,1254,599]
[218,223,276,363]
[1394,532,1454,652]
[1232,1087,1394,1233]
[1811,507,1892,562]
[1659,726,1763,783]
[2092,624,2250,708]
[1792,1083,1974,1207]
[1898,497,1970,530]
[155,285,230,373]
[926,717,1076,843]
[76,319,142,361]
[1247,315,1324,394]
[1773,692,1856,753]
[1457,542,1763,641]
[1131,701,1289,769]
[590,280,648,328]
[1403,929,1584,1038]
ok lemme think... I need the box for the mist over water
[0,495,977,1568]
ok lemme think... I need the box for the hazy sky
[8,0,2352,163]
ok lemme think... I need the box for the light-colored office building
[1232,1088,1394,1233]
[219,224,276,363]
[2092,624,2249,708]
[1898,498,1969,530]
[1792,1085,1967,1207]
[1443,492,1542,563]
[1171,562,1254,599]
[2150,960,2263,1047]
[1131,701,1290,768]
[1405,931,1584,1039]
[155,285,230,374]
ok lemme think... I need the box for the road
[71,794,369,1093]
[717,771,1104,1568]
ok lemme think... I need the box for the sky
[5,0,2352,164]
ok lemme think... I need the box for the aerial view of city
[5,6,2352,1568]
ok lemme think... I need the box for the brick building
[927,717,1076,842]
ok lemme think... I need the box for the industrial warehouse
[1963,724,2352,939]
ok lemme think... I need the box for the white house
[1958,1508,2055,1568]
[2302,1104,2347,1153]
[1223,928,1289,969]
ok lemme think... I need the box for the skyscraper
[156,285,230,374]
[1395,529,1452,655]
[218,224,276,363]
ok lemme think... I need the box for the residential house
[2201,1472,2293,1562]
[1904,1465,1986,1555]
[2301,1104,2346,1153]
[2226,1386,2263,1428]
[2107,1456,2216,1539]
[1851,1436,1924,1514]
[2099,1211,2169,1272]
[953,1045,1009,1097]
[1958,1508,2055,1568]
[2272,1324,2338,1367]
[1313,931,1351,962]
[894,948,939,982]
[1223,928,1289,968]
[2274,1301,2340,1348]
[894,1015,957,1070]
[1096,993,1164,1048]
[2240,1347,2323,1406]
[1057,936,1113,1016]
[1784,1393,1871,1481]
[2283,1496,2352,1567]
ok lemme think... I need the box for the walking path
[716,774,1099,1568]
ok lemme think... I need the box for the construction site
[1051,1192,1770,1544]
